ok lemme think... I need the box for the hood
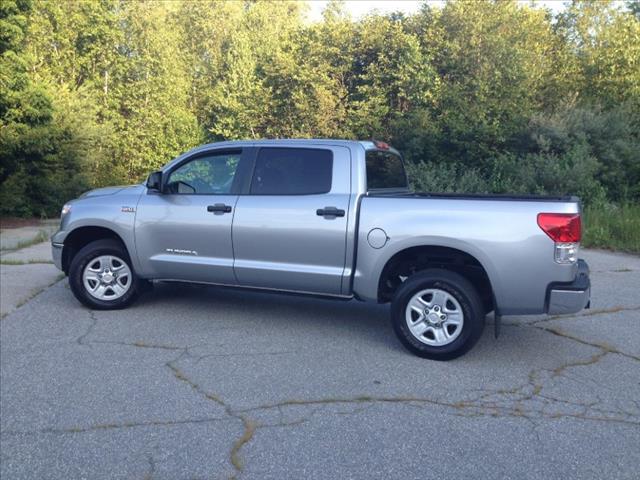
[80,185,141,198]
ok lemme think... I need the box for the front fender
[52,188,144,274]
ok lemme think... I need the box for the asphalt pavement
[1,249,639,479]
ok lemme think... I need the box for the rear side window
[366,151,408,190]
[250,148,333,195]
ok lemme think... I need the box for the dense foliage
[1,0,639,224]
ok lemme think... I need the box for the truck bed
[370,191,578,202]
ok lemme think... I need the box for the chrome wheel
[405,288,464,346]
[83,255,132,301]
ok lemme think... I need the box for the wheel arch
[61,226,129,274]
[376,244,497,313]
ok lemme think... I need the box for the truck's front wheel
[391,269,485,360]
[69,239,141,310]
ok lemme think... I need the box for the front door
[232,146,351,295]
[135,149,243,284]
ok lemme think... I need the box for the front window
[166,151,241,194]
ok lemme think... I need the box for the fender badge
[121,206,136,213]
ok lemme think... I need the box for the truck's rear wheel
[69,239,141,310]
[391,269,485,360]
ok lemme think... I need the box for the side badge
[121,206,136,213]
[166,248,198,256]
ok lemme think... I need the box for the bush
[583,203,640,253]
[403,102,636,211]
[407,147,607,205]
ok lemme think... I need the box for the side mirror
[146,171,162,192]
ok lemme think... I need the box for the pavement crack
[2,417,230,436]
[230,417,256,477]
[143,453,156,480]
[76,310,99,345]
[533,306,640,325]
[591,268,636,273]
[91,340,186,351]
[256,418,309,429]
[236,395,453,413]
[194,350,298,363]
[235,388,640,427]
[535,324,640,362]
[457,327,640,425]
[165,356,253,479]
[1,274,65,320]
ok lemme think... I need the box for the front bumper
[546,259,590,315]
[52,242,63,271]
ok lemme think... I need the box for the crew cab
[52,140,591,359]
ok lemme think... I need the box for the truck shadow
[128,283,567,369]
[134,281,400,351]
[130,281,528,360]
[50,279,570,363]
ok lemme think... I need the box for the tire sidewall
[69,240,139,310]
[391,270,484,360]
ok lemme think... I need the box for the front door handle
[316,206,345,218]
[207,204,232,214]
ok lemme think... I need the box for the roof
[193,138,366,149]
[163,139,401,171]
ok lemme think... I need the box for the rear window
[365,150,407,190]
[250,148,333,195]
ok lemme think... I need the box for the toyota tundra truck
[51,139,591,360]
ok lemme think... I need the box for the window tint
[365,151,407,190]
[167,151,240,194]
[250,148,333,195]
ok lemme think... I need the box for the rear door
[135,148,248,283]
[232,146,351,295]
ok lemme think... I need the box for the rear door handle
[316,206,345,218]
[207,204,232,214]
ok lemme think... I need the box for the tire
[391,269,485,360]
[68,239,141,310]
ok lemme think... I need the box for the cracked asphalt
[1,249,639,479]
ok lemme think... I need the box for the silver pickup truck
[52,139,590,359]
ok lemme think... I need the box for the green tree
[26,0,202,183]
[557,0,640,108]
[1,0,92,217]
[107,1,202,180]
[414,1,567,165]
[347,13,438,140]
[172,0,244,130]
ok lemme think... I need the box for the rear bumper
[546,259,590,315]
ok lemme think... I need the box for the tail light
[537,213,581,242]
[537,213,581,264]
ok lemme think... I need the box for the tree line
[1,0,639,218]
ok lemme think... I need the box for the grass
[583,203,640,254]
[1,229,51,252]
[0,259,54,265]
